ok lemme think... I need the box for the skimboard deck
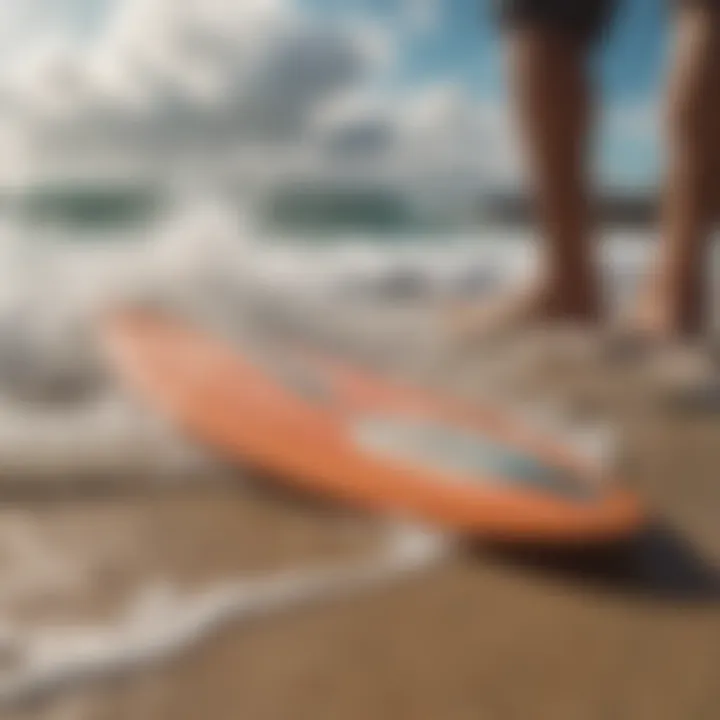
[102,311,646,544]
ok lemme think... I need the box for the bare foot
[602,321,720,409]
[605,289,706,365]
[446,280,600,348]
[630,291,704,343]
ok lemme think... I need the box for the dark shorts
[494,0,619,44]
[494,0,714,45]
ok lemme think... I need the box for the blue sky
[307,0,669,190]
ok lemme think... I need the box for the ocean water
[0,187,683,485]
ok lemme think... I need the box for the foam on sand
[0,523,450,707]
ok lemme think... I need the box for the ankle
[542,277,602,321]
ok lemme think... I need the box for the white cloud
[0,0,520,197]
[3,41,93,121]
[0,2,60,59]
[0,0,394,179]
[311,82,521,192]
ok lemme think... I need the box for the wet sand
[2,316,720,720]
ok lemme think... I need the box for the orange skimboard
[102,311,646,544]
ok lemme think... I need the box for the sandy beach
[0,310,718,720]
